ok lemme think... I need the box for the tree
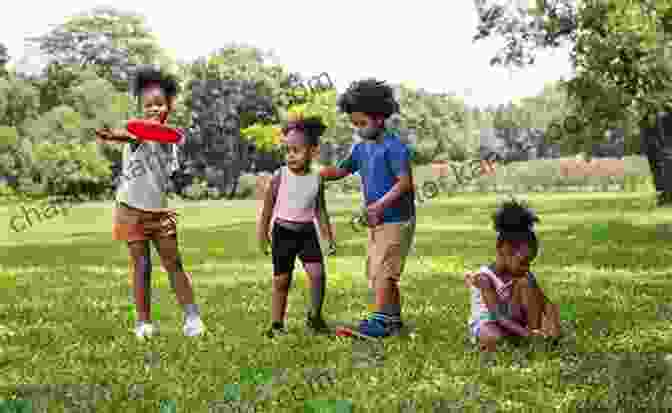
[181,45,287,198]
[242,81,476,166]
[26,6,167,93]
[395,84,473,162]
[474,0,672,199]
[0,69,130,199]
[478,83,569,162]
[0,73,40,187]
[0,43,8,77]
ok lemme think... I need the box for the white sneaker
[135,322,157,339]
[183,316,205,337]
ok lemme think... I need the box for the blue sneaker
[358,317,389,338]
[358,314,402,338]
[364,312,404,330]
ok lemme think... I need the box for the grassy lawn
[1,191,672,412]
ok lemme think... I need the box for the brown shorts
[366,218,416,286]
[112,202,177,242]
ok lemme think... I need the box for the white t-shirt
[116,141,178,210]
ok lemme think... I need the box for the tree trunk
[641,113,672,199]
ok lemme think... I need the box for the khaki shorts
[366,217,416,286]
[112,202,177,242]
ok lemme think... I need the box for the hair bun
[492,199,539,234]
[302,116,326,137]
[132,65,178,98]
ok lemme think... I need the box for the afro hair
[131,65,179,99]
[337,78,399,119]
[282,115,327,146]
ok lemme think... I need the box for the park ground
[1,187,672,412]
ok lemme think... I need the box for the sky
[1,0,574,107]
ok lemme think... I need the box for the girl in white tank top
[257,116,334,337]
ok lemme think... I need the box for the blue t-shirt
[343,133,415,223]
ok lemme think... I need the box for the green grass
[1,192,672,411]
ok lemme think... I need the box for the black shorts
[271,222,323,275]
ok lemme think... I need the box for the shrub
[0,181,18,200]
[421,156,650,193]
[236,173,258,199]
[182,178,208,200]
[207,187,224,200]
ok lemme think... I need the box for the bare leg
[152,236,194,306]
[512,280,561,337]
[367,235,375,312]
[541,302,561,337]
[302,261,325,318]
[479,322,507,352]
[128,241,152,322]
[272,273,292,324]
[512,279,544,331]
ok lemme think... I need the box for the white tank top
[273,166,320,223]
[116,141,177,210]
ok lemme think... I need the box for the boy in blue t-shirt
[321,79,416,338]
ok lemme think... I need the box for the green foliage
[0,126,18,147]
[0,42,8,77]
[396,85,472,160]
[474,0,672,157]
[28,6,168,91]
[418,156,651,194]
[0,75,40,129]
[241,89,346,150]
[240,123,280,151]
[0,69,124,197]
[31,141,111,187]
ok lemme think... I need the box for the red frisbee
[126,118,184,144]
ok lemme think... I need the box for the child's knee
[161,254,183,274]
[303,261,324,278]
[273,273,292,291]
[479,334,498,351]
[379,275,399,290]
[544,303,561,323]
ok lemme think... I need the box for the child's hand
[464,271,479,287]
[95,128,112,141]
[365,203,384,227]
[96,128,133,142]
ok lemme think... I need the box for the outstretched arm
[315,182,335,247]
[319,166,350,181]
[320,145,359,181]
[96,128,135,143]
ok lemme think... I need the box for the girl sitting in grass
[465,199,561,352]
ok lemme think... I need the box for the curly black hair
[282,116,326,146]
[337,78,399,118]
[131,65,179,99]
[493,198,540,254]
